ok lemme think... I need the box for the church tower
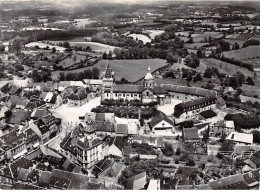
[101,62,114,100]
[143,66,155,88]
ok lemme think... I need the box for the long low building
[174,97,216,124]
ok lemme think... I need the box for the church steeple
[144,65,155,88]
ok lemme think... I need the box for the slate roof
[94,159,113,175]
[8,109,31,124]
[182,128,200,142]
[174,97,216,117]
[96,121,115,132]
[125,172,147,190]
[150,110,174,128]
[151,86,168,94]
[50,169,105,190]
[161,84,218,98]
[115,123,128,134]
[113,85,144,93]
[2,157,33,179]
[199,109,217,119]
[108,136,128,152]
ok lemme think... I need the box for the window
[146,92,149,96]
[231,134,235,139]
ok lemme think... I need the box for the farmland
[199,58,254,77]
[128,33,151,44]
[184,43,208,49]
[143,30,164,39]
[57,54,88,68]
[191,32,221,43]
[52,58,168,81]
[222,45,260,61]
[49,41,118,53]
[25,42,66,52]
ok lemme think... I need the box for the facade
[101,63,171,105]
[60,115,104,168]
[149,111,175,135]
[67,88,89,107]
[208,120,235,137]
[174,97,216,124]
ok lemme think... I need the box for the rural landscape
[0,0,260,190]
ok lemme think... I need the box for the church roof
[113,85,144,93]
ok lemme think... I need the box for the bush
[162,143,174,157]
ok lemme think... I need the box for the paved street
[48,97,101,150]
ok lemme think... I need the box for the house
[216,97,226,109]
[40,92,62,108]
[49,169,106,190]
[0,104,9,119]
[125,172,147,190]
[149,111,175,135]
[174,97,216,124]
[8,109,31,125]
[0,157,34,185]
[208,173,248,189]
[60,116,104,168]
[208,120,235,137]
[207,145,221,156]
[226,132,253,145]
[239,95,260,104]
[182,128,200,144]
[67,88,90,106]
[0,126,40,163]
[30,108,50,120]
[131,135,165,148]
[161,84,218,101]
[244,151,260,169]
[104,136,128,158]
[198,109,217,120]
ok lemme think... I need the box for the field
[222,45,260,61]
[184,43,208,49]
[223,39,245,48]
[128,33,151,44]
[143,30,164,39]
[199,58,254,77]
[25,42,66,52]
[58,54,88,68]
[52,58,168,81]
[250,35,260,41]
[191,32,221,43]
[49,41,118,53]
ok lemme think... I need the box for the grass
[192,32,221,43]
[49,40,118,53]
[222,45,260,61]
[52,58,168,81]
[184,43,209,49]
[199,58,254,77]
[223,39,245,48]
[58,54,87,68]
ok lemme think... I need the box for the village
[0,0,260,190]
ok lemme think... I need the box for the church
[101,63,171,105]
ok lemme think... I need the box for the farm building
[174,97,216,124]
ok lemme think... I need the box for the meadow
[49,41,118,53]
[222,45,260,61]
[52,58,168,82]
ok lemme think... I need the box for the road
[47,97,101,150]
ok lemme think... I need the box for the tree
[252,130,260,144]
[52,47,56,53]
[219,140,235,152]
[11,39,21,52]
[166,53,177,65]
[162,143,174,156]
[0,44,5,52]
[246,76,255,85]
[4,110,12,118]
[92,68,100,79]
[193,73,202,82]
[203,67,213,78]
[102,52,107,59]
[63,41,70,48]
